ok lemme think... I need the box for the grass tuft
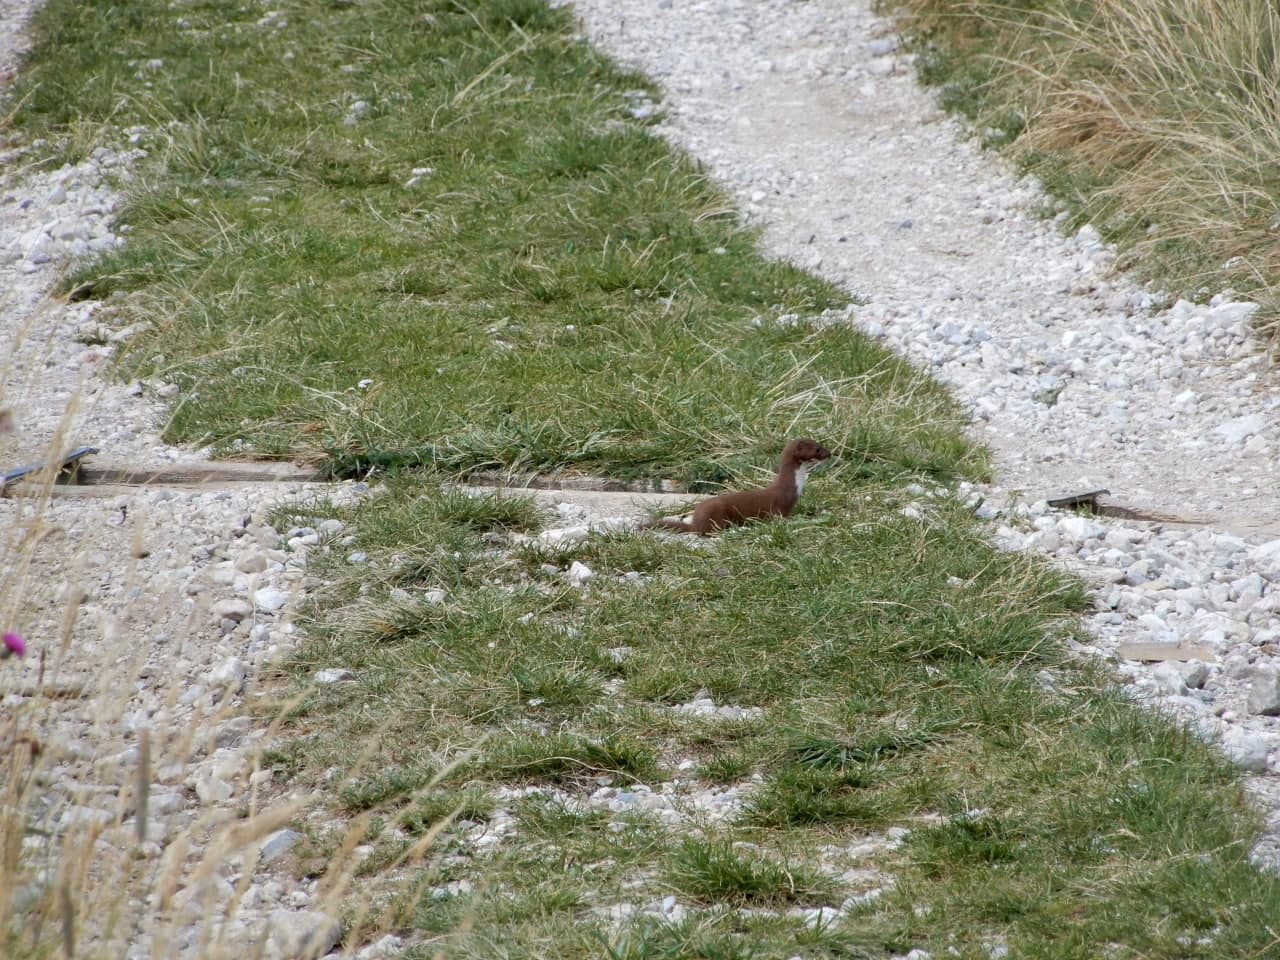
[338,764,438,813]
[479,732,661,785]
[664,837,838,907]
[399,788,496,837]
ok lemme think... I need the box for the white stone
[210,657,247,692]
[565,561,595,585]
[1214,413,1266,444]
[1222,728,1271,772]
[194,775,233,805]
[792,905,842,929]
[1248,668,1280,715]
[357,935,406,959]
[1057,515,1104,542]
[234,551,269,574]
[212,598,253,622]
[263,910,341,959]
[259,828,302,864]
[253,587,290,613]
[215,716,252,747]
[58,805,115,830]
[314,668,357,684]
[1171,661,1211,689]
[1253,540,1280,565]
[150,789,185,815]
[1149,663,1188,696]
[1208,301,1258,325]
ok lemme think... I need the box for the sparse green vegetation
[266,479,1279,957]
[887,0,1280,333]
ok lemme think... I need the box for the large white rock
[1057,515,1104,542]
[212,598,253,622]
[565,561,595,585]
[1222,728,1271,772]
[1248,667,1280,716]
[210,657,247,693]
[254,587,291,613]
[1214,413,1266,444]
[263,910,341,960]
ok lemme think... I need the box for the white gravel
[567,0,1280,878]
[574,0,1277,527]
[6,0,1280,952]
[0,3,366,953]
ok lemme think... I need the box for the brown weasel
[647,438,832,535]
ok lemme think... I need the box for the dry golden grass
[892,0,1280,333]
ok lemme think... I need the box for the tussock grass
[399,788,495,837]
[891,0,1280,332]
[664,837,838,906]
[479,732,662,785]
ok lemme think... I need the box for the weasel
[647,438,831,536]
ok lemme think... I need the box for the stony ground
[570,0,1280,869]
[1,1,389,956]
[4,0,1280,956]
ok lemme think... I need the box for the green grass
[257,479,1280,957]
[664,837,837,906]
[399,787,495,836]
[9,0,982,487]
[8,0,1280,957]
[888,0,1280,333]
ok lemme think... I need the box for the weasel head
[783,439,831,496]
[785,438,832,466]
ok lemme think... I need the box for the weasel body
[649,438,831,536]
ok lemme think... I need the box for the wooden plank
[1,445,99,487]
[462,472,684,494]
[0,683,88,699]
[77,462,324,485]
[1046,488,1110,509]
[4,482,182,499]
[1115,642,1214,663]
[4,459,692,497]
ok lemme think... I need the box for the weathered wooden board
[463,472,684,493]
[0,445,98,487]
[1115,642,1214,663]
[77,462,324,485]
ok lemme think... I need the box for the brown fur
[648,438,831,535]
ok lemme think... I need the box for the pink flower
[2,632,25,658]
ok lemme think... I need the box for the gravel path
[574,0,1278,531]
[0,3,382,955]
[568,0,1280,868]
[5,0,1280,955]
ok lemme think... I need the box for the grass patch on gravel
[10,0,1280,957]
[262,477,1280,958]
[887,0,1280,335]
[11,0,980,487]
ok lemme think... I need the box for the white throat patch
[794,461,812,495]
